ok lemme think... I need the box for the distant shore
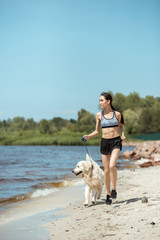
[0,130,159,146]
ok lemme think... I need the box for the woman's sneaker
[111,190,117,199]
[106,195,112,205]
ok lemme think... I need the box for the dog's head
[72,161,92,176]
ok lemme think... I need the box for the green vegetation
[0,92,160,145]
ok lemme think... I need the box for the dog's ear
[83,161,91,172]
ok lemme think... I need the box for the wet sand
[0,183,85,240]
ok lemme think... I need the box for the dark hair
[101,92,124,124]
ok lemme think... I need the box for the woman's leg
[109,148,120,191]
[101,154,111,195]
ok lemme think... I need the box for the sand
[1,166,160,240]
[45,166,160,240]
[0,183,85,240]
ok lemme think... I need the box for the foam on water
[72,179,84,186]
[31,188,59,198]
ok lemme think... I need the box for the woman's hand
[83,135,90,141]
[121,136,126,141]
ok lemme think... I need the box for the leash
[81,137,93,164]
[81,136,89,154]
[81,137,94,177]
[84,142,90,156]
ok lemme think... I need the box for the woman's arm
[83,112,101,140]
[119,124,126,141]
[116,111,126,141]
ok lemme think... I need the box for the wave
[31,180,74,189]
[0,177,58,184]
[0,179,84,206]
[0,178,35,183]
[31,188,59,198]
[0,193,31,205]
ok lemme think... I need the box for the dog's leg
[97,183,103,200]
[84,185,90,206]
[92,190,97,204]
[97,187,102,200]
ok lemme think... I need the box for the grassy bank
[0,131,101,146]
[0,130,159,146]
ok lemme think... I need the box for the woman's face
[99,95,110,109]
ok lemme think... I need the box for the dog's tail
[85,154,94,177]
[86,153,93,162]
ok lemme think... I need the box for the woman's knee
[104,167,110,175]
[109,164,116,171]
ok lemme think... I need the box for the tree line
[0,110,95,136]
[0,92,160,144]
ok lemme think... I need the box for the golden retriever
[72,154,104,206]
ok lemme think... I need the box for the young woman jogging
[83,92,126,204]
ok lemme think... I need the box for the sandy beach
[1,164,160,240]
[46,166,160,240]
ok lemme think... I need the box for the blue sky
[0,0,160,121]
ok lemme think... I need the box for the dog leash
[81,137,93,164]
[81,136,89,153]
[81,137,94,177]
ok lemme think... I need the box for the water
[0,145,135,205]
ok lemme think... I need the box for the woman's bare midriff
[102,127,120,139]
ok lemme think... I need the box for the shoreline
[0,144,136,207]
[0,166,160,239]
[0,183,85,240]
[0,140,150,147]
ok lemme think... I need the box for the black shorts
[100,136,122,155]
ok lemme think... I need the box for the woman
[83,92,126,205]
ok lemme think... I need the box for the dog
[72,154,104,206]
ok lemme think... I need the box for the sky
[0,0,160,121]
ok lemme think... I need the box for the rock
[153,160,160,166]
[135,158,151,165]
[140,161,153,168]
[156,146,160,154]
[151,153,160,162]
[122,141,160,168]
[141,196,148,203]
[122,150,133,159]
[150,222,156,225]
[139,151,152,159]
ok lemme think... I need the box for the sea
[0,145,136,207]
